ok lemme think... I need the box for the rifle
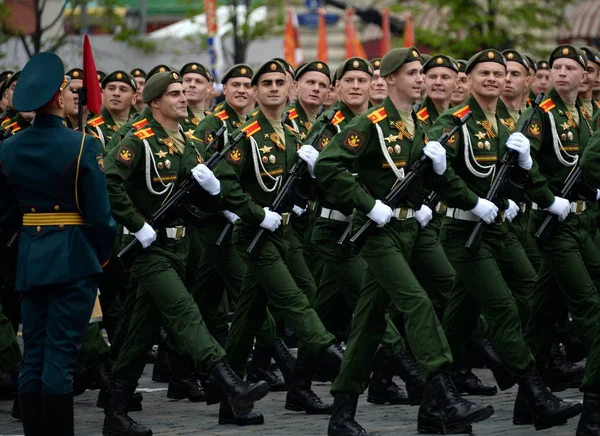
[465,92,544,254]
[245,106,338,258]
[117,125,234,262]
[338,112,472,252]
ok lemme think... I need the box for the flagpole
[78,82,86,131]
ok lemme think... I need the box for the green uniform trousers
[79,322,110,368]
[312,216,405,356]
[441,217,536,377]
[331,218,452,394]
[225,224,335,374]
[112,235,225,388]
[525,208,600,392]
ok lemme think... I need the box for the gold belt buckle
[438,203,447,215]
[575,200,584,215]
[495,210,505,224]
[519,202,526,213]
[282,212,291,226]
[397,208,408,220]
[175,226,185,239]
[309,201,316,211]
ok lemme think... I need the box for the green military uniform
[521,46,600,387]
[580,47,600,122]
[315,57,453,396]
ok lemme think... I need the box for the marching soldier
[0,70,13,111]
[579,46,600,123]
[315,47,494,435]
[130,68,147,115]
[0,51,117,436]
[531,60,551,99]
[180,62,212,134]
[497,50,531,129]
[450,60,470,107]
[368,58,388,107]
[418,55,460,123]
[0,72,35,141]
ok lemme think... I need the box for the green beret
[502,50,530,72]
[102,70,137,91]
[466,49,506,74]
[252,60,287,86]
[96,70,106,83]
[455,59,467,73]
[581,46,600,68]
[180,62,210,80]
[549,45,587,69]
[147,64,173,80]
[423,55,458,74]
[13,52,67,112]
[142,71,183,103]
[522,53,538,72]
[537,60,549,70]
[420,53,432,65]
[294,60,331,83]
[380,47,422,77]
[221,64,253,84]
[334,57,373,82]
[0,71,13,83]
[130,68,147,78]
[66,68,83,80]
[272,58,295,76]
[369,58,382,71]
[6,71,21,89]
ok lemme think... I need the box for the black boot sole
[103,430,152,436]
[285,400,333,414]
[166,390,205,402]
[367,394,411,405]
[229,383,270,413]
[534,403,583,430]
[218,415,264,426]
[418,405,494,434]
[458,388,498,397]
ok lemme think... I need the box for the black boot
[512,388,568,426]
[12,395,21,420]
[0,365,18,399]
[516,368,582,430]
[285,357,333,414]
[72,361,88,396]
[543,343,584,391]
[218,396,264,426]
[271,337,296,385]
[469,338,516,390]
[247,344,286,392]
[166,349,205,402]
[18,392,41,435]
[146,349,157,364]
[41,392,74,436]
[199,374,222,406]
[102,382,152,436]
[577,393,600,436]
[559,320,585,363]
[87,359,112,391]
[453,368,497,397]
[417,372,494,434]
[151,330,170,383]
[97,388,143,412]
[394,350,426,405]
[327,392,369,436]
[210,360,270,419]
[367,348,409,405]
[319,342,344,380]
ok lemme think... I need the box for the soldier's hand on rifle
[292,205,307,217]
[505,199,519,223]
[506,132,532,170]
[415,204,433,228]
[297,144,319,178]
[191,164,221,195]
[470,198,498,224]
[223,210,239,224]
[133,223,157,249]
[423,141,447,175]
[545,196,570,221]
[260,207,283,232]
[367,200,394,227]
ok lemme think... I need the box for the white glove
[505,199,519,223]
[596,189,600,200]
[415,204,433,228]
[367,199,394,227]
[260,207,283,232]
[470,198,499,224]
[191,164,220,195]
[223,210,239,223]
[506,132,532,170]
[133,223,157,249]
[423,141,447,175]
[298,145,319,178]
[292,205,307,217]
[545,196,570,221]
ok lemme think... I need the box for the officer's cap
[221,64,253,85]
[466,50,507,74]
[102,70,137,91]
[0,71,13,84]
[130,68,147,79]
[423,55,459,74]
[142,71,183,103]
[147,64,174,80]
[96,70,106,83]
[66,68,83,80]
[455,60,467,73]
[502,50,530,72]
[549,45,587,70]
[581,46,600,68]
[272,58,295,76]
[369,58,382,70]
[5,71,21,89]
[335,57,373,82]
[251,60,287,86]
[380,47,422,77]
[294,60,331,83]
[180,62,210,80]
[537,60,550,70]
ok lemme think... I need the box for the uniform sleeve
[78,135,118,265]
[519,109,555,208]
[427,114,479,210]
[213,137,267,226]
[581,128,600,187]
[104,136,147,232]
[313,118,376,214]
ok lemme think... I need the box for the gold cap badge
[487,51,495,59]
[507,52,514,59]
[73,71,80,77]
[270,63,277,71]
[191,64,198,70]
[241,67,247,75]
[116,72,123,79]
[412,50,418,58]
[172,72,179,79]
[436,57,443,64]
[563,48,570,55]
[317,62,323,69]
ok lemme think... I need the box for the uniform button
[36,226,41,232]
[30,207,36,213]
[54,205,60,211]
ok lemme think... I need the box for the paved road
[0,366,583,435]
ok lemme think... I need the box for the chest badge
[385,134,399,143]
[155,150,168,159]
[165,159,172,169]
[269,155,276,164]
[259,145,273,154]
[475,131,487,140]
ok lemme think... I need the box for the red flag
[345,8,367,59]
[316,7,328,63]
[380,8,391,57]
[283,6,303,68]
[82,34,102,115]
[403,12,415,47]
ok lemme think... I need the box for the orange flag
[316,7,328,62]
[283,6,303,68]
[380,8,391,57]
[345,8,367,59]
[82,34,102,115]
[403,12,415,47]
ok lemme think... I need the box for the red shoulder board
[417,107,429,122]
[215,110,229,121]
[10,125,21,134]
[540,98,555,113]
[595,100,600,109]
[88,115,105,128]
[132,118,148,130]
[332,111,345,126]
[367,107,387,124]
[452,105,470,119]
[287,108,299,120]
[527,98,532,106]
[285,124,299,134]
[1,118,10,127]
[241,120,261,137]
[134,127,155,140]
